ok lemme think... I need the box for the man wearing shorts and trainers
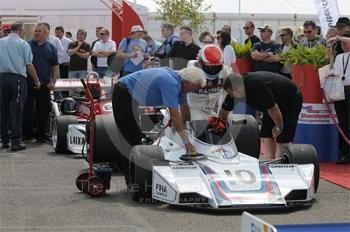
[218,71,303,159]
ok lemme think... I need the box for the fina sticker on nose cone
[153,170,176,203]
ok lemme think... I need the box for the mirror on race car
[180,153,207,161]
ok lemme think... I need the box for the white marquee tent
[142,0,350,15]
[0,0,349,42]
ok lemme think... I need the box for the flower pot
[232,58,254,74]
[292,64,338,162]
[292,64,324,103]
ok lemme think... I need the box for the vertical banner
[122,0,144,39]
[313,0,340,34]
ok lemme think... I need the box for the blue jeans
[96,67,110,78]
[69,70,87,79]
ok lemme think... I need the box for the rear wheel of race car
[93,115,121,163]
[129,145,164,203]
[230,114,260,159]
[281,144,319,193]
[52,115,79,154]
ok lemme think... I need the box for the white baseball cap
[130,25,145,34]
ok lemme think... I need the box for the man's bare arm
[218,108,230,122]
[180,102,191,123]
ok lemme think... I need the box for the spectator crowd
[0,17,349,164]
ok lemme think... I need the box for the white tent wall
[38,15,112,43]
[0,0,349,43]
[144,12,319,43]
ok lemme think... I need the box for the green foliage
[232,40,252,58]
[280,44,329,65]
[154,0,211,35]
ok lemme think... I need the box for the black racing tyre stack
[129,145,164,202]
[230,114,260,159]
[281,144,320,193]
[52,115,79,154]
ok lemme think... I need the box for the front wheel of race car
[52,115,78,154]
[129,145,164,202]
[281,144,320,193]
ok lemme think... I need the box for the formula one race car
[49,73,115,154]
[49,73,163,164]
[128,112,319,209]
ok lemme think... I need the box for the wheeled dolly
[75,164,113,197]
[74,73,113,197]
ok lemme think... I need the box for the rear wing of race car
[53,77,114,91]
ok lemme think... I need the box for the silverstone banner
[299,103,337,124]
[295,103,339,161]
[314,0,340,34]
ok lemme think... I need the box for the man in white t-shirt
[91,28,116,77]
[55,26,72,79]
[187,44,232,120]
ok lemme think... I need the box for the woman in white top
[328,32,350,164]
[217,30,236,67]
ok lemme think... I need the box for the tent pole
[238,0,242,43]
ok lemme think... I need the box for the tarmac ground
[0,142,349,232]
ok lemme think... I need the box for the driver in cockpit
[187,44,232,121]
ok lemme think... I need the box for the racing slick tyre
[281,144,319,193]
[52,115,79,154]
[230,114,260,159]
[129,145,164,202]
[93,115,121,163]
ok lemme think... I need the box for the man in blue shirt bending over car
[112,67,206,180]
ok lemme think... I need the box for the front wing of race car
[152,157,315,209]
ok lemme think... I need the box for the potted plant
[231,40,256,115]
[280,43,329,103]
[232,40,253,73]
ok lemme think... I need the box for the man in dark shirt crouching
[218,71,303,160]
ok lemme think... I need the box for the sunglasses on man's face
[100,33,107,36]
[203,40,214,44]
[304,30,313,34]
[243,26,251,30]
[279,34,288,37]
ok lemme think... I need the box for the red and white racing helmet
[198,44,223,78]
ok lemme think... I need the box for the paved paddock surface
[0,143,349,232]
